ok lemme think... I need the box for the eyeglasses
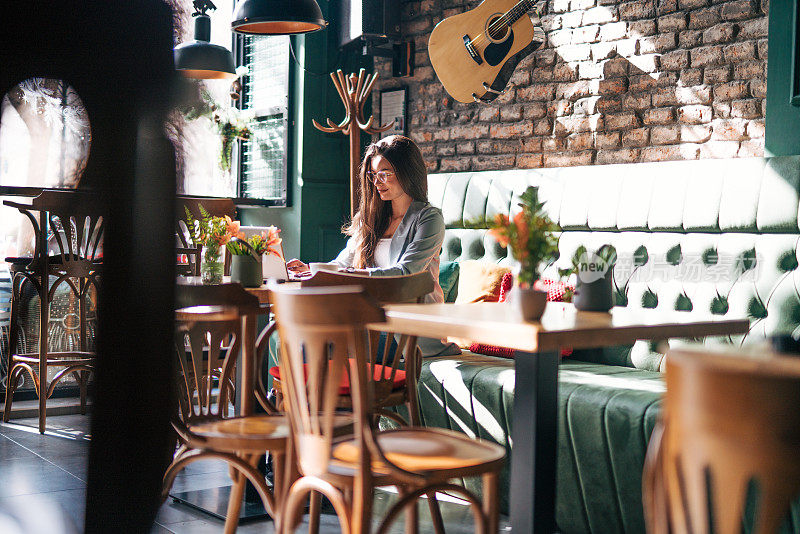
[367,170,395,183]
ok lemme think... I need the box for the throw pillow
[438,261,460,303]
[454,260,512,304]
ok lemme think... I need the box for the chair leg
[425,491,446,534]
[399,486,419,534]
[38,357,47,434]
[482,472,499,534]
[78,371,88,415]
[38,282,49,435]
[223,457,249,534]
[308,491,321,534]
[3,365,19,422]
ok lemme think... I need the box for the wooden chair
[643,347,800,534]
[162,283,291,534]
[175,197,236,277]
[3,190,103,433]
[270,285,506,534]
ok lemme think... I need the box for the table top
[177,277,299,304]
[372,301,750,353]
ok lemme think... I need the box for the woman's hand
[286,258,309,273]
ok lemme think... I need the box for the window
[236,34,291,206]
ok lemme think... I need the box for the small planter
[200,245,224,285]
[573,269,614,312]
[230,254,263,288]
[509,286,548,321]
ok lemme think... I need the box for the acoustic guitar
[428,0,545,103]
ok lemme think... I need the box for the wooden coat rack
[313,68,393,217]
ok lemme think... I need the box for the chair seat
[269,359,406,395]
[188,415,291,451]
[332,427,505,477]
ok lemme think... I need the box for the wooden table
[370,301,750,533]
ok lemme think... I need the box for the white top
[374,238,392,268]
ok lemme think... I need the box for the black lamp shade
[231,0,327,35]
[174,15,236,80]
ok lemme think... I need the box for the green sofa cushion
[438,260,460,303]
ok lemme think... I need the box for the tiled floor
[0,414,509,533]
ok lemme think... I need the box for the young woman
[287,135,459,356]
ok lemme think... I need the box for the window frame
[231,33,294,208]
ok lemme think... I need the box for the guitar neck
[505,0,541,25]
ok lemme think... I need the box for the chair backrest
[173,283,263,427]
[175,197,236,276]
[643,348,800,534]
[300,270,434,413]
[4,190,104,279]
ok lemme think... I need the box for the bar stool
[162,297,292,534]
[643,346,800,534]
[3,190,103,433]
[270,285,506,534]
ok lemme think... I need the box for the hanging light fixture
[174,0,237,80]
[231,0,327,35]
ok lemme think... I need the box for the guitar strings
[469,0,538,48]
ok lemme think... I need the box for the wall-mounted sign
[380,88,406,138]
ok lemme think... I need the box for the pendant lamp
[231,0,327,35]
[174,0,237,80]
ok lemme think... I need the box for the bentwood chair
[175,197,236,277]
[271,285,506,534]
[643,347,800,534]
[3,190,103,433]
[163,283,291,534]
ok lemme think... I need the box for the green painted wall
[766,0,800,156]
[241,3,372,262]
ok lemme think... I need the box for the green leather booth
[422,156,800,533]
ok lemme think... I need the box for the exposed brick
[731,99,761,118]
[711,118,748,140]
[623,92,653,110]
[629,74,659,92]
[659,12,688,32]
[522,138,543,152]
[691,45,723,67]
[699,140,740,158]
[704,65,732,84]
[689,7,721,29]
[591,41,617,61]
[619,0,656,18]
[721,0,757,20]
[747,119,765,138]
[424,159,439,172]
[456,141,475,155]
[553,62,579,82]
[738,139,764,157]
[478,107,500,122]
[713,101,732,118]
[703,22,737,44]
[679,0,708,8]
[679,29,704,48]
[523,102,549,119]
[472,154,515,170]
[500,106,523,122]
[596,96,623,113]
[574,96,602,115]
[518,84,556,101]
[535,119,553,136]
[713,81,750,101]
[653,87,680,107]
[439,158,469,172]
[757,38,768,59]
[605,112,641,130]
[623,127,650,146]
[629,19,657,36]
[643,107,676,125]
[723,41,757,62]
[543,151,595,166]
[681,124,712,142]
[641,144,700,161]
[677,85,712,104]
[490,122,534,138]
[535,49,557,67]
[556,81,592,99]
[596,131,622,148]
[651,124,681,144]
[681,68,704,86]
[597,148,640,163]
[733,61,764,80]
[436,144,456,156]
[662,49,690,70]
[599,77,629,95]
[554,115,603,135]
[549,100,574,117]
[739,17,768,39]
[449,124,490,139]
[656,32,679,52]
[510,69,530,86]
[542,136,567,151]
[517,153,544,168]
[568,132,595,150]
[476,139,522,154]
[659,0,679,13]
[678,105,713,123]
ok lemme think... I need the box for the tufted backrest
[428,156,800,370]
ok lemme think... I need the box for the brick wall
[373,0,769,172]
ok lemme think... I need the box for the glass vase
[200,244,224,285]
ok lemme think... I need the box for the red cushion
[471,274,573,358]
[268,359,406,395]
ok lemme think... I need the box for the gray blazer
[332,201,460,357]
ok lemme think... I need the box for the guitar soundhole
[485,14,510,42]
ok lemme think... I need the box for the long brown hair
[345,135,428,268]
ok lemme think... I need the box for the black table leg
[510,350,559,533]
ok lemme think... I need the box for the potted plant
[184,206,239,285]
[487,186,559,320]
[558,244,617,312]
[227,227,283,287]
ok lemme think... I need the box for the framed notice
[792,0,800,106]
[380,88,407,138]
